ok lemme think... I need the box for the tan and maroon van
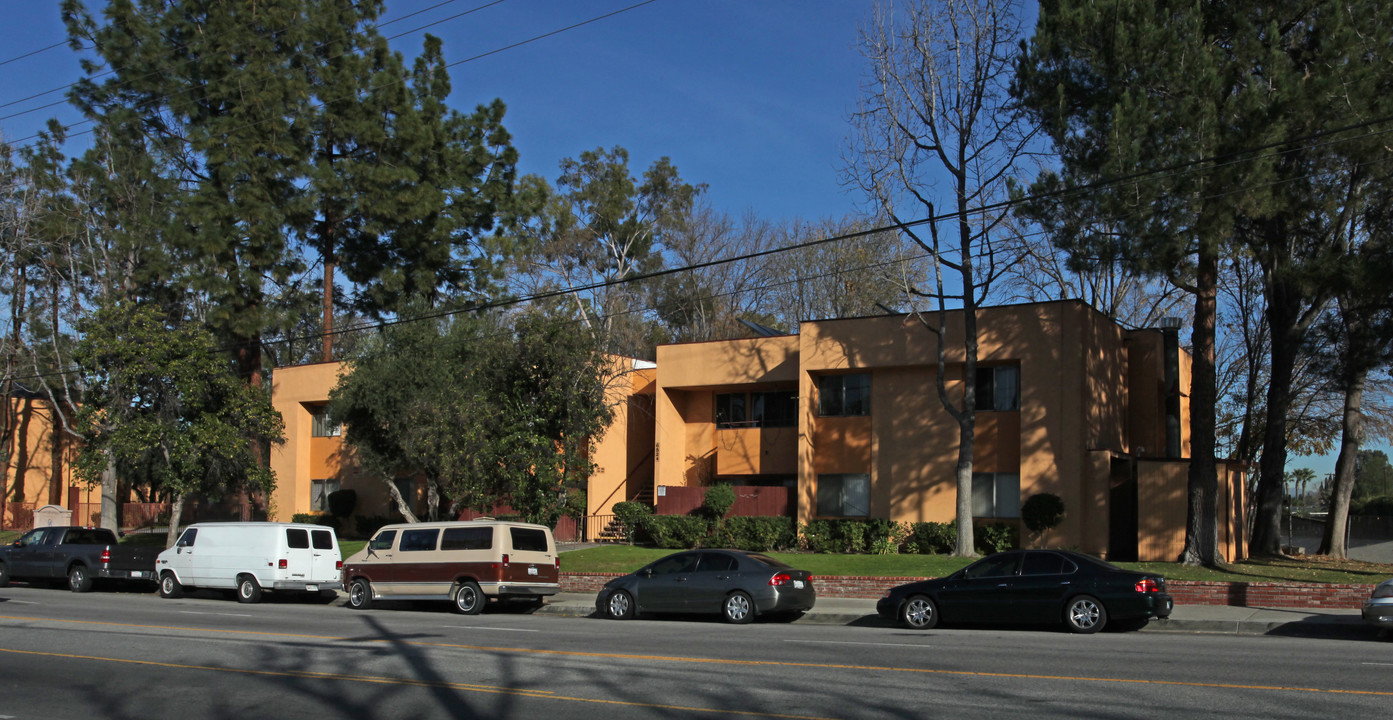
[342,519,559,614]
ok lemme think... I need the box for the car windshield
[745,553,791,569]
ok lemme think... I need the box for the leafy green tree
[330,307,612,527]
[72,303,284,547]
[1016,0,1393,560]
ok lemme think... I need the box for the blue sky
[0,0,1380,476]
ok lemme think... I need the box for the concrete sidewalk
[534,592,1379,640]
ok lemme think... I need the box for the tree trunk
[1180,248,1219,565]
[165,493,185,549]
[1320,366,1366,558]
[1250,277,1307,556]
[100,451,119,533]
[385,479,419,523]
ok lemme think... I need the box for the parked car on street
[156,522,343,603]
[0,526,160,592]
[342,519,559,614]
[1363,578,1393,633]
[595,549,816,624]
[876,549,1173,633]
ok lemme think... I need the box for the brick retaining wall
[560,573,1373,609]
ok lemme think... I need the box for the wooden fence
[653,485,792,517]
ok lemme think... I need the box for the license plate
[527,567,538,575]
[306,584,318,592]
[793,580,804,589]
[130,571,147,579]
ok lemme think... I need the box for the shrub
[1021,493,1065,534]
[709,516,798,551]
[645,515,711,549]
[702,484,736,519]
[292,512,341,534]
[563,489,587,520]
[611,502,653,544]
[976,522,1018,554]
[327,489,357,518]
[905,521,955,554]
[354,515,392,539]
[870,520,911,554]
[1352,494,1393,517]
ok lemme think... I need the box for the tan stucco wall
[587,366,656,516]
[269,362,344,521]
[3,397,81,511]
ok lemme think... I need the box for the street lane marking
[0,648,832,720]
[3,614,1391,698]
[785,640,932,649]
[447,626,538,632]
[180,611,254,618]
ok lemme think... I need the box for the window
[817,374,870,416]
[176,528,198,548]
[1021,552,1075,576]
[442,527,493,551]
[753,391,796,427]
[715,393,748,427]
[647,552,700,575]
[962,553,1020,579]
[311,406,342,437]
[717,391,797,428]
[972,472,1021,518]
[311,530,335,550]
[509,528,549,552]
[399,528,439,552]
[286,528,310,549]
[816,473,870,517]
[310,479,340,512]
[368,530,397,552]
[975,365,1020,411]
[698,552,738,573]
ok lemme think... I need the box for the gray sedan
[595,549,816,624]
[1364,578,1393,632]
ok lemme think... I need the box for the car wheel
[1063,595,1107,634]
[723,591,755,625]
[67,565,94,593]
[0,561,10,588]
[159,572,183,599]
[347,578,373,610]
[607,590,636,620]
[236,575,263,604]
[899,595,939,630]
[453,580,484,615]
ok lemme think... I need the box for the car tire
[236,575,263,604]
[453,580,484,615]
[723,591,755,625]
[67,565,94,593]
[899,595,939,630]
[1063,595,1107,634]
[159,572,183,599]
[0,561,11,588]
[347,578,373,610]
[607,590,636,620]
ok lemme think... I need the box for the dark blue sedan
[876,549,1173,633]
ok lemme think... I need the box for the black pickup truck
[0,526,161,592]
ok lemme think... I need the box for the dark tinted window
[1021,552,1073,576]
[647,553,700,575]
[442,527,493,551]
[62,529,117,545]
[286,528,310,549]
[176,528,198,548]
[399,528,439,552]
[510,528,549,552]
[368,530,396,551]
[698,552,738,572]
[962,553,1020,579]
[311,530,334,550]
[744,553,793,569]
[818,373,870,416]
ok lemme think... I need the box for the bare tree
[846,0,1031,556]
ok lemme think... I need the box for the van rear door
[282,527,315,586]
[504,526,557,585]
[308,528,341,584]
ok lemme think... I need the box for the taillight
[336,560,343,570]
[100,548,111,564]
[279,559,288,569]
[555,557,561,570]
[1135,578,1159,593]
[502,553,510,569]
[769,573,792,586]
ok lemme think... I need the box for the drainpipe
[1159,317,1182,459]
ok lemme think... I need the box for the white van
[342,519,558,614]
[156,522,343,603]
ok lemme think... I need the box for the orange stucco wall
[3,397,84,517]
[587,364,657,516]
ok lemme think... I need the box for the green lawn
[340,540,367,557]
[559,544,1393,585]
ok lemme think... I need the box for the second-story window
[311,406,342,437]
[975,366,1020,412]
[817,373,870,417]
[716,391,797,428]
[715,393,748,427]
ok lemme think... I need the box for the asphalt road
[0,583,1389,720]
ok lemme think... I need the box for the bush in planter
[702,484,736,519]
[611,501,653,544]
[709,516,797,551]
[1021,493,1065,544]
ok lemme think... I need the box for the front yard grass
[559,544,1393,585]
